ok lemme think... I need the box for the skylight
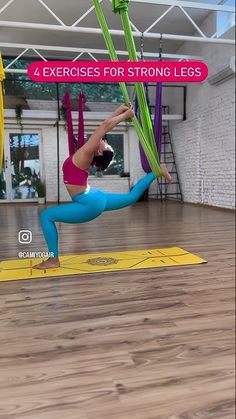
[217,0,235,37]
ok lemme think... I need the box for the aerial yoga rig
[61,0,182,201]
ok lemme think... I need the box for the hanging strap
[92,0,162,177]
[78,91,86,149]
[113,1,159,161]
[137,32,163,170]
[136,32,152,172]
[138,83,163,171]
[0,52,5,173]
[138,83,153,173]
[61,91,76,156]
[153,82,162,157]
[120,12,157,156]
[154,36,163,157]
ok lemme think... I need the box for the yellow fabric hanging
[0,52,5,173]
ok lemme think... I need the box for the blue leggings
[40,172,155,257]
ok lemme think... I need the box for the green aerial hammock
[92,0,162,177]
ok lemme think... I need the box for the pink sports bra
[62,156,88,186]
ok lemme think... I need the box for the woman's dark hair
[92,149,114,171]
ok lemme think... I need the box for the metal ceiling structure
[0,0,235,74]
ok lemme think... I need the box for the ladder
[157,105,183,201]
[148,104,183,201]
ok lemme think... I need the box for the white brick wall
[171,13,235,209]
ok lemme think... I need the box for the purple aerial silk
[154,82,162,157]
[78,92,86,149]
[62,91,75,156]
[136,83,163,173]
[62,91,86,156]
[137,84,152,173]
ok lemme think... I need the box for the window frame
[85,131,129,177]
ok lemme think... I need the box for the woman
[34,104,171,269]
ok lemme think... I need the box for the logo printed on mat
[86,257,119,266]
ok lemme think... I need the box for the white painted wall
[171,13,235,209]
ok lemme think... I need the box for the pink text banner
[28,61,208,83]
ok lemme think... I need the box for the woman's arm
[81,105,134,155]
[73,104,134,169]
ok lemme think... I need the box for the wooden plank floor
[0,201,235,419]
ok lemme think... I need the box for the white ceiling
[0,0,234,60]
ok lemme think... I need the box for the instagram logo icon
[18,230,33,244]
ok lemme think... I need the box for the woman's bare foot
[160,163,172,183]
[33,257,60,269]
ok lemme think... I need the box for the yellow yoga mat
[0,247,206,282]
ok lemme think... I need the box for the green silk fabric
[92,0,162,177]
[112,0,129,13]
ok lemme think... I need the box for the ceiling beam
[71,0,103,27]
[36,0,66,26]
[0,21,234,44]
[0,0,15,16]
[0,42,203,62]
[5,68,27,74]
[132,0,235,12]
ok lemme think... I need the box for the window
[4,57,123,104]
[85,133,125,176]
[217,0,235,37]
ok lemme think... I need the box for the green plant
[35,180,46,198]
[15,104,23,131]
[60,104,67,120]
[60,104,67,130]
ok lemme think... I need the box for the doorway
[0,131,43,202]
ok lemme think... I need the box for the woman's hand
[112,103,132,117]
[123,104,135,120]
